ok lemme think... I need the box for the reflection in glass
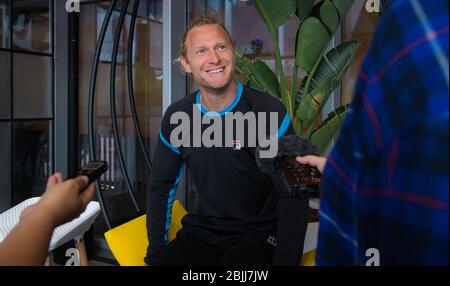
[13,53,52,118]
[0,122,10,212]
[0,51,10,119]
[0,0,9,48]
[13,120,50,206]
[78,0,163,230]
[12,0,51,53]
[148,0,162,22]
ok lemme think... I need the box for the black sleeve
[145,107,183,265]
[273,186,309,265]
[272,112,309,265]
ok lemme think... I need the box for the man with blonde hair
[145,16,308,266]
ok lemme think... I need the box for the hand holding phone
[77,161,108,186]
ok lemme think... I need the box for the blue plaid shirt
[317,0,449,266]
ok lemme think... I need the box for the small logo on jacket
[267,235,277,247]
[232,139,241,150]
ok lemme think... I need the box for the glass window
[0,51,10,119]
[12,0,51,53]
[78,0,163,229]
[229,4,275,58]
[0,0,9,48]
[341,1,380,104]
[0,122,10,212]
[13,120,50,206]
[13,53,52,118]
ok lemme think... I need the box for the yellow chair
[299,221,319,266]
[104,200,188,266]
[104,199,317,266]
[300,250,316,266]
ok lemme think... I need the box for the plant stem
[273,35,291,117]
[306,117,316,139]
[290,62,298,114]
[293,115,301,134]
[302,51,326,138]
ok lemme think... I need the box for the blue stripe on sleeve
[276,112,291,137]
[163,164,185,243]
[159,129,180,155]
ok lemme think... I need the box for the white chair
[0,197,101,266]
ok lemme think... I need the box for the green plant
[235,0,361,155]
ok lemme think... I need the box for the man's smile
[205,67,225,74]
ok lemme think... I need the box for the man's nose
[208,50,220,64]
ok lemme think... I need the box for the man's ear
[180,56,192,74]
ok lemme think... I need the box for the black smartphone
[77,161,108,185]
[277,156,321,198]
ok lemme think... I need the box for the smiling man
[145,16,309,266]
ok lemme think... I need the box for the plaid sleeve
[317,0,449,266]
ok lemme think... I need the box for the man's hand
[296,155,327,174]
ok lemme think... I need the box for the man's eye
[217,45,227,51]
[195,49,205,55]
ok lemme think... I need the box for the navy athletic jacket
[146,81,309,265]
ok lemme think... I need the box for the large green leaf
[248,76,266,91]
[249,59,281,98]
[296,40,360,127]
[295,17,330,72]
[254,0,297,34]
[332,0,355,21]
[234,49,280,98]
[235,49,253,78]
[320,0,340,32]
[297,40,361,102]
[296,0,314,21]
[235,50,262,90]
[296,78,337,128]
[310,104,350,155]
[296,0,355,73]
[235,51,256,80]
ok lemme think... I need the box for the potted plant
[235,0,361,155]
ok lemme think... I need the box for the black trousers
[151,227,276,266]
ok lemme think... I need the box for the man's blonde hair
[179,15,235,60]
